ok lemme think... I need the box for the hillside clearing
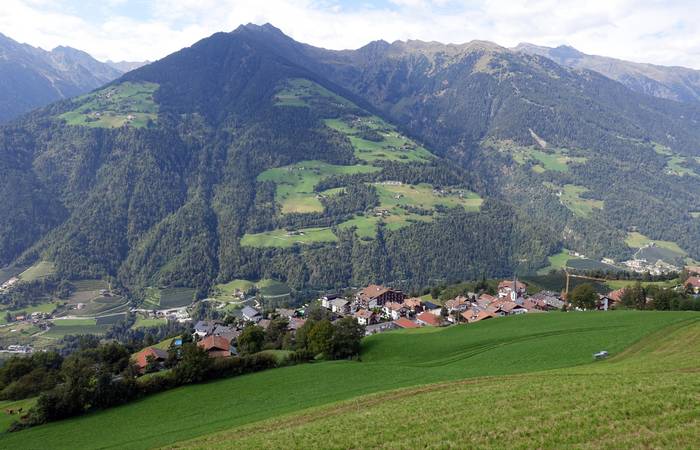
[59,82,159,129]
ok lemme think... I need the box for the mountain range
[0,33,142,123]
[514,42,700,104]
[2,23,700,298]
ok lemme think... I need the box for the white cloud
[0,0,699,69]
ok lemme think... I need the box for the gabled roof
[462,310,496,323]
[393,318,420,329]
[607,288,626,302]
[134,346,169,370]
[289,317,306,330]
[384,301,405,311]
[358,284,391,299]
[685,276,700,288]
[241,306,261,319]
[198,335,231,353]
[445,296,469,310]
[354,309,374,319]
[498,280,527,291]
[402,298,423,309]
[417,311,442,326]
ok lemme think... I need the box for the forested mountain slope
[2,24,700,297]
[0,33,123,123]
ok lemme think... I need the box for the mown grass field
[59,82,158,129]
[2,311,695,449]
[181,318,700,449]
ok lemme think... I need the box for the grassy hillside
[181,318,700,449]
[1,311,695,449]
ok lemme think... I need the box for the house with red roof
[393,318,420,329]
[461,310,496,323]
[684,276,700,293]
[417,311,443,327]
[197,335,233,358]
[134,347,169,373]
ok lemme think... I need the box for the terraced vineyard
[2,311,696,449]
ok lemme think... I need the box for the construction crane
[563,269,609,298]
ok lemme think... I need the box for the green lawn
[2,311,695,450]
[506,142,586,173]
[605,278,681,290]
[257,160,379,214]
[18,261,55,282]
[59,82,159,129]
[132,317,167,329]
[183,318,700,449]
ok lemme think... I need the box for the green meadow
[17,261,55,282]
[275,78,353,108]
[543,182,603,218]
[257,160,379,214]
[241,227,338,248]
[325,117,434,163]
[186,318,700,449]
[59,82,159,129]
[1,311,695,449]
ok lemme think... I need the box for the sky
[1,0,700,69]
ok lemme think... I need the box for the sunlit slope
[179,317,700,449]
[1,312,695,449]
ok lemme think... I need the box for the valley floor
[0,312,697,449]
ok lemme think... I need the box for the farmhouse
[134,347,169,373]
[357,285,405,308]
[241,306,262,322]
[198,335,234,358]
[354,309,376,326]
[382,302,407,320]
[402,298,425,314]
[329,298,350,315]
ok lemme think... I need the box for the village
[128,276,632,373]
